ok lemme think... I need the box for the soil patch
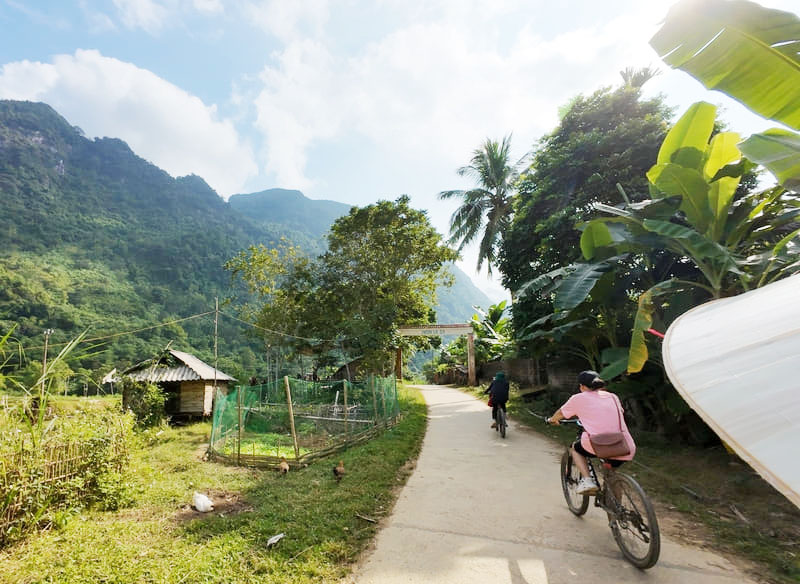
[175,490,253,523]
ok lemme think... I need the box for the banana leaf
[650,0,800,130]
[738,129,800,190]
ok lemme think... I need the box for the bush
[0,405,135,547]
[121,378,166,427]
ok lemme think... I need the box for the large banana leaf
[738,129,800,190]
[655,101,716,169]
[650,0,800,130]
[647,164,713,232]
[628,280,691,373]
[553,257,624,312]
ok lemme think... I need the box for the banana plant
[582,102,800,372]
[650,0,800,188]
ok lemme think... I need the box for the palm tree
[438,135,523,276]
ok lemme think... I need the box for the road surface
[345,384,760,584]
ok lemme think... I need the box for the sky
[1,0,797,304]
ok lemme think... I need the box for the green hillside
[0,100,488,388]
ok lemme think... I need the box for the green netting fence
[209,375,399,467]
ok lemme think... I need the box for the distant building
[120,350,236,417]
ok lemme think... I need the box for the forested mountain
[0,100,488,387]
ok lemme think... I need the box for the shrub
[120,378,166,427]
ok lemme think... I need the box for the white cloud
[247,1,671,199]
[0,50,258,197]
[242,0,330,43]
[112,0,168,33]
[193,0,224,14]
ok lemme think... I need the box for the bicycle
[556,418,660,569]
[494,405,507,438]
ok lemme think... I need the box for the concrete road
[345,385,759,584]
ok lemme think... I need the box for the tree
[501,79,672,349]
[439,136,523,275]
[228,197,458,374]
[316,196,458,370]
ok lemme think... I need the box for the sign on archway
[397,324,476,386]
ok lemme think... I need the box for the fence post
[283,376,300,460]
[380,377,387,421]
[237,385,242,465]
[343,379,349,439]
[371,374,379,426]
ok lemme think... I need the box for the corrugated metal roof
[122,350,236,383]
[128,365,201,383]
[169,350,236,382]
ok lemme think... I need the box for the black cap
[577,370,600,387]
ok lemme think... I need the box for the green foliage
[0,398,135,547]
[501,80,672,345]
[120,378,166,428]
[229,196,458,373]
[650,0,800,130]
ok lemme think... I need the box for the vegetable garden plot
[209,375,399,467]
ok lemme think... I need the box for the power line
[218,310,345,343]
[22,311,215,351]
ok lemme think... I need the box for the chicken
[192,491,214,512]
[333,460,345,482]
[279,458,290,475]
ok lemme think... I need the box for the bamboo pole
[237,385,242,465]
[283,376,301,460]
[343,379,349,438]
[380,378,387,422]
[371,374,379,426]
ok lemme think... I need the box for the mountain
[0,100,489,384]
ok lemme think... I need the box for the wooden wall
[179,381,228,416]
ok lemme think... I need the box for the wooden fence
[0,436,128,545]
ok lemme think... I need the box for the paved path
[345,385,760,584]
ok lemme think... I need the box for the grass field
[467,384,800,584]
[0,385,427,584]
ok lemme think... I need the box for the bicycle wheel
[560,451,589,515]
[607,473,660,569]
[498,408,507,438]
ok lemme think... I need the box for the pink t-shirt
[560,390,636,461]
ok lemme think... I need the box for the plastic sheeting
[663,274,800,508]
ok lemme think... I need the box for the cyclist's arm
[547,409,566,425]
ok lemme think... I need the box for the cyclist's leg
[571,440,593,479]
[491,404,498,426]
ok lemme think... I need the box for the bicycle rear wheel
[607,473,660,569]
[498,408,506,438]
[560,451,589,515]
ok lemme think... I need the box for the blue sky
[1,0,796,302]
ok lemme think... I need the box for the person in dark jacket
[484,371,510,428]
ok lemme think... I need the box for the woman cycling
[484,371,509,428]
[547,370,635,494]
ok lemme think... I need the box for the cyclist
[547,370,635,494]
[484,371,509,428]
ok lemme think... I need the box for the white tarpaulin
[663,274,800,508]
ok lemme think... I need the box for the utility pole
[213,297,219,393]
[41,328,54,393]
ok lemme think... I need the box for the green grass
[0,385,427,583]
[466,384,800,584]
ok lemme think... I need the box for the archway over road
[397,324,475,385]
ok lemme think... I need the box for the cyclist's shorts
[573,440,625,467]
